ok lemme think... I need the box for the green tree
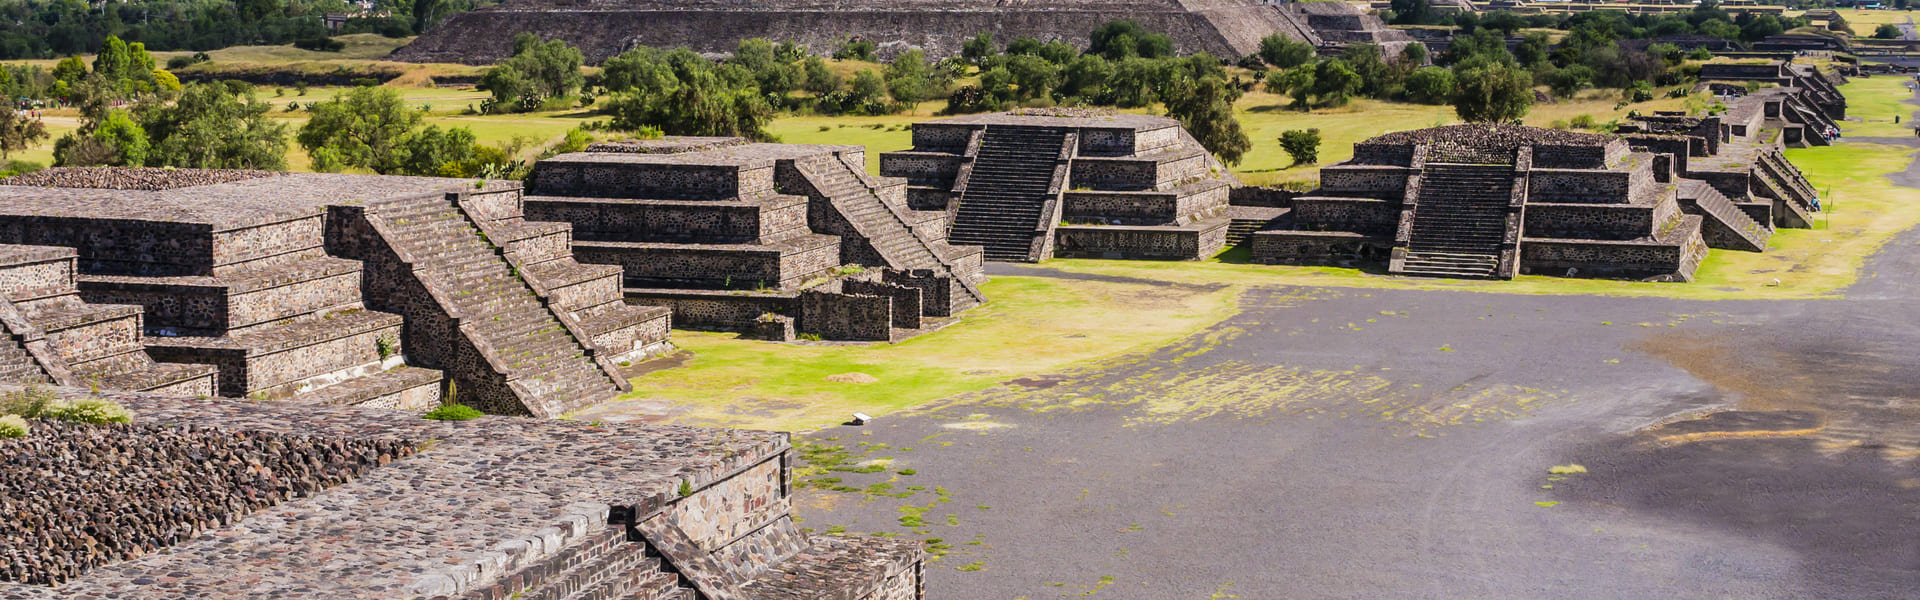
[1452,61,1533,123]
[601,48,776,139]
[476,64,530,112]
[297,86,423,172]
[136,83,287,169]
[52,57,88,88]
[503,34,584,100]
[1059,55,1114,99]
[1258,34,1317,69]
[962,33,997,65]
[884,49,938,104]
[1090,20,1174,60]
[797,57,838,96]
[1105,58,1164,108]
[1004,54,1059,101]
[1403,66,1455,104]
[1311,59,1363,107]
[1739,15,1784,43]
[1875,23,1903,39]
[1266,66,1315,110]
[0,108,50,160]
[1163,71,1250,165]
[1390,0,1432,25]
[1514,32,1551,67]
[1278,128,1321,165]
[1543,64,1593,99]
[93,36,129,83]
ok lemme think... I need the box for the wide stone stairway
[795,154,985,311]
[948,126,1072,262]
[366,195,623,417]
[1396,163,1517,278]
[1681,181,1772,252]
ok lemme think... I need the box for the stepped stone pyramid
[1247,123,1819,281]
[0,168,664,416]
[526,136,985,342]
[880,109,1241,262]
[392,0,1416,64]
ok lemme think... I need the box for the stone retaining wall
[797,291,892,341]
[626,292,795,330]
[525,197,810,244]
[844,280,924,330]
[1052,222,1227,260]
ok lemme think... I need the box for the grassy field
[582,273,1241,431]
[1837,76,1915,138]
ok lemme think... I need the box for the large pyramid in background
[389,0,1415,65]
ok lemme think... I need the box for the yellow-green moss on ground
[594,274,1240,431]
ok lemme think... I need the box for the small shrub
[0,385,58,418]
[0,414,26,438]
[678,478,694,497]
[798,332,823,341]
[422,403,484,421]
[1569,114,1596,130]
[1277,128,1322,166]
[295,81,309,95]
[375,335,396,360]
[293,37,347,52]
[40,398,134,424]
[350,77,381,88]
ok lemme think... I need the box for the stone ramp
[793,154,985,311]
[1680,181,1772,252]
[948,126,1073,262]
[1394,163,1516,279]
[362,194,625,417]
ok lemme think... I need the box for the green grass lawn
[580,274,1240,431]
[1837,76,1915,138]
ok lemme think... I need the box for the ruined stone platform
[0,384,924,599]
[527,137,987,341]
[882,110,1241,262]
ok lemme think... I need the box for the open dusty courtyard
[790,226,1920,597]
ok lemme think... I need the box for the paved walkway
[793,154,1920,597]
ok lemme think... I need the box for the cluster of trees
[1391,0,1810,44]
[477,34,585,113]
[298,86,512,176]
[52,81,287,169]
[1257,36,1533,123]
[0,0,496,60]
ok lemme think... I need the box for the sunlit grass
[588,274,1240,431]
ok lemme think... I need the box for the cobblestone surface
[0,168,278,191]
[0,419,414,586]
[0,384,785,600]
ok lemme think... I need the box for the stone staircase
[1683,181,1772,252]
[365,195,624,417]
[949,126,1072,262]
[476,532,691,600]
[794,155,985,310]
[0,319,50,385]
[1396,163,1517,279]
[1225,206,1290,247]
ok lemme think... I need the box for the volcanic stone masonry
[525,137,987,342]
[0,168,666,416]
[0,384,925,599]
[1244,115,1824,281]
[391,0,1416,65]
[878,109,1246,262]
